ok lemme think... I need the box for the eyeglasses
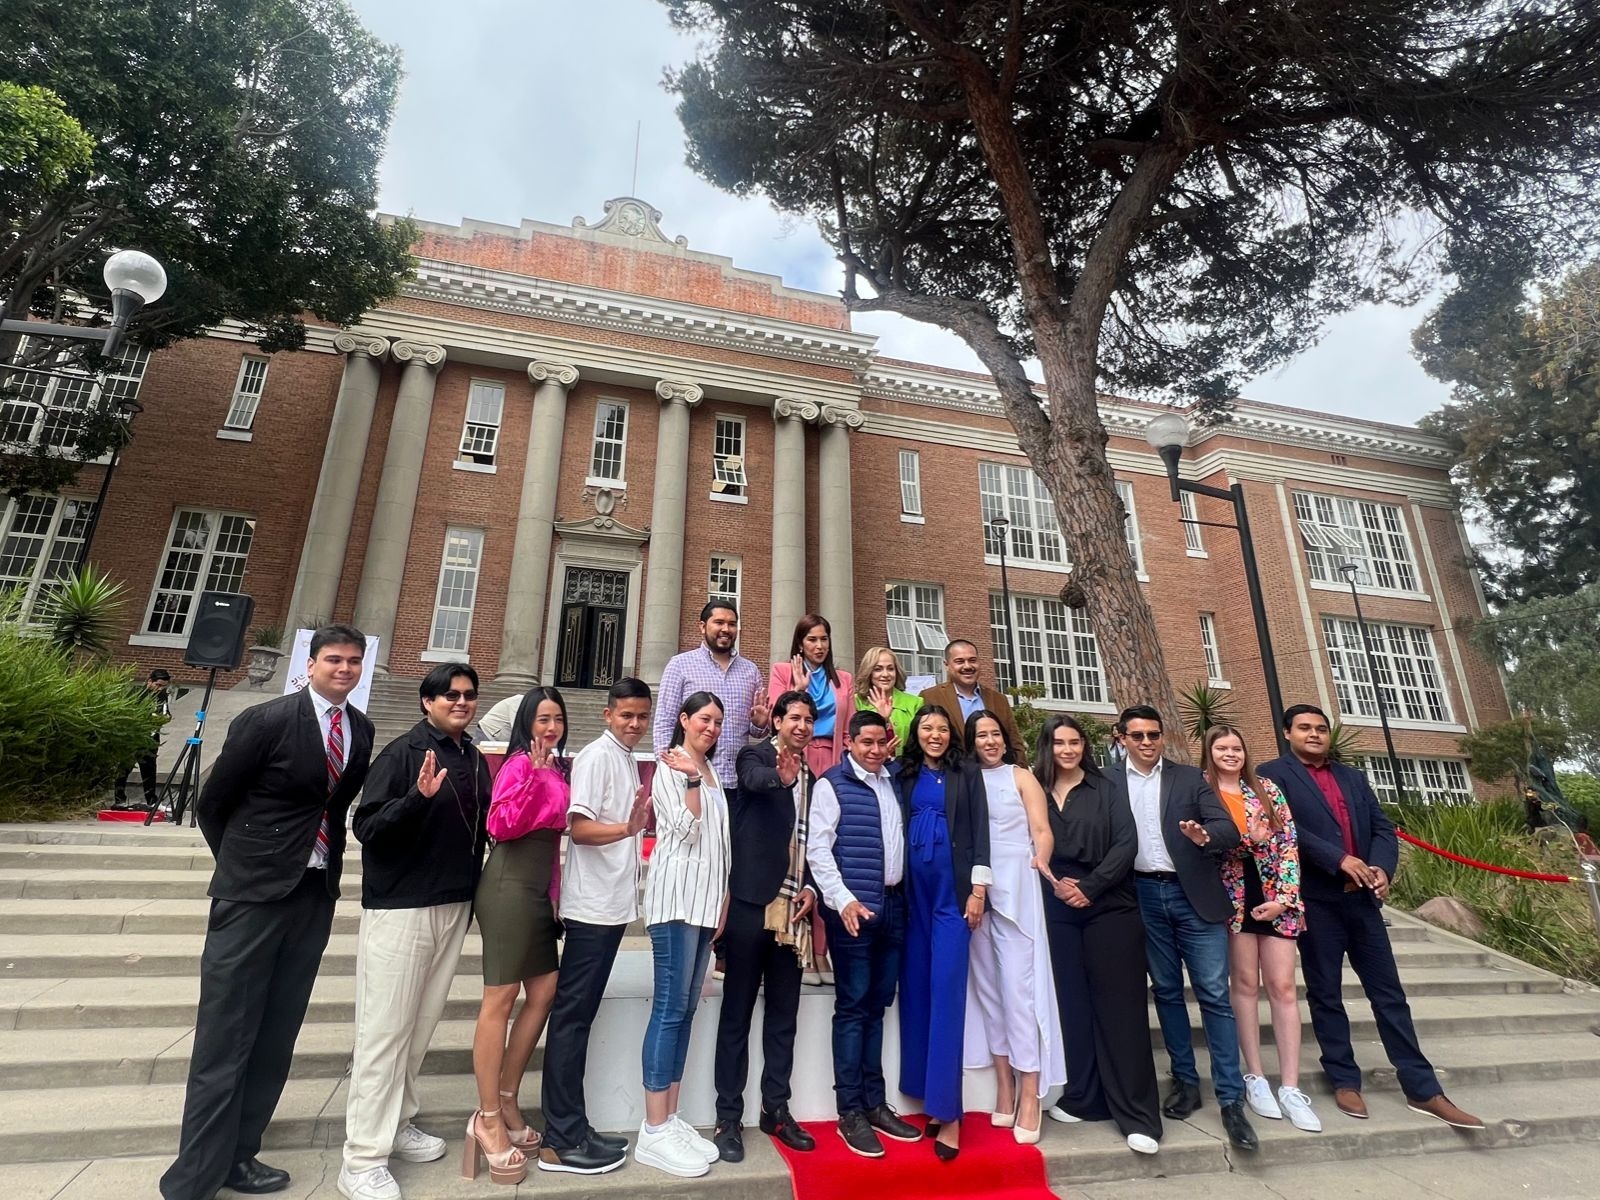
[441,689,478,702]
[1125,730,1163,742]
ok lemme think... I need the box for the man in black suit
[1111,705,1255,1150]
[160,624,375,1200]
[1259,704,1484,1130]
[711,689,821,1163]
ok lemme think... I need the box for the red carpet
[772,1113,1060,1200]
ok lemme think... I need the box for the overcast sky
[350,0,1451,427]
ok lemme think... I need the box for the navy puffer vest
[823,760,890,912]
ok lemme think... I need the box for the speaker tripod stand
[145,667,220,828]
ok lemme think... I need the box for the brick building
[4,197,1507,801]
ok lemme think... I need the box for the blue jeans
[823,889,905,1113]
[642,920,714,1093]
[1136,876,1243,1106]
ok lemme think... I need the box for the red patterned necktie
[316,706,343,861]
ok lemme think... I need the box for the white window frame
[989,591,1112,709]
[980,461,1067,570]
[586,398,630,487]
[1,340,148,457]
[0,494,97,623]
[708,553,743,612]
[456,379,505,471]
[1361,755,1474,806]
[1198,612,1229,688]
[1115,479,1147,578]
[710,415,748,503]
[1294,490,1424,597]
[1180,490,1207,556]
[1322,615,1459,730]
[885,581,947,679]
[426,527,485,658]
[136,509,256,644]
[221,356,269,435]
[898,449,925,523]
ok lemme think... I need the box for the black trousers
[540,919,627,1149]
[713,896,803,1124]
[1043,885,1162,1140]
[114,752,159,805]
[159,871,335,1200]
[1299,890,1441,1099]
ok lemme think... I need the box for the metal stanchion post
[1581,859,1600,942]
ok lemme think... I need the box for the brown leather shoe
[1407,1093,1486,1130]
[1333,1088,1368,1119]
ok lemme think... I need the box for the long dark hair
[508,686,569,760]
[1033,713,1099,795]
[788,613,840,687]
[964,709,1014,766]
[900,704,962,773]
[669,690,725,757]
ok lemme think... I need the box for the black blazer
[198,689,374,902]
[731,741,814,907]
[1109,759,1240,924]
[896,759,992,907]
[1259,754,1398,901]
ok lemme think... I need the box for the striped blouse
[642,761,731,929]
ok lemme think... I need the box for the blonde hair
[854,645,905,699]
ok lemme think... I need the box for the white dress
[964,765,1067,1092]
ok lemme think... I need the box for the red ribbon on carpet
[1396,829,1576,883]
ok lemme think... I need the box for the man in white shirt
[807,710,920,1158]
[535,678,653,1176]
[474,692,523,743]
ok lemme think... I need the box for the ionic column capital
[389,339,447,368]
[332,332,390,360]
[773,396,822,423]
[529,360,580,388]
[819,404,866,430]
[655,379,704,406]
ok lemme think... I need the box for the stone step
[0,825,214,848]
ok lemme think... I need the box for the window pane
[145,509,254,636]
[1295,490,1417,592]
[429,528,483,652]
[886,582,944,677]
[590,401,628,480]
[899,450,922,515]
[1180,490,1204,553]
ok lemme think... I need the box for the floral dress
[1219,777,1305,938]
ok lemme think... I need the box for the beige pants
[343,902,472,1171]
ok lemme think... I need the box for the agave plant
[41,565,126,657]
[1177,681,1237,743]
[1325,720,1366,765]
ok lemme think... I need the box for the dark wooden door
[553,568,628,689]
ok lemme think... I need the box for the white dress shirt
[306,686,343,869]
[806,755,906,913]
[563,730,644,926]
[1126,757,1176,873]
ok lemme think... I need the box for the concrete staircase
[362,676,610,754]
[3,824,1600,1200]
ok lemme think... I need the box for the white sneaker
[337,1165,401,1200]
[1244,1074,1283,1120]
[1047,1104,1083,1124]
[1126,1133,1160,1155]
[670,1114,720,1164]
[1278,1086,1323,1132]
[635,1121,710,1178]
[391,1123,447,1163]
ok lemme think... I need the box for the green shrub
[1008,685,1111,764]
[0,597,162,819]
[1557,772,1600,828]
[1386,800,1600,984]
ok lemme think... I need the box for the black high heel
[934,1139,960,1162]
[923,1121,941,1140]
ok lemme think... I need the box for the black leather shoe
[1161,1078,1203,1120]
[1220,1101,1259,1151]
[865,1102,920,1142]
[933,1138,960,1162]
[760,1105,816,1151]
[586,1128,628,1153]
[837,1109,885,1157]
[536,1136,627,1175]
[713,1121,745,1163]
[223,1158,290,1194]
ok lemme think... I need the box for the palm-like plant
[1177,682,1237,743]
[1326,720,1365,765]
[41,566,126,657]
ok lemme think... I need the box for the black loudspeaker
[183,591,256,670]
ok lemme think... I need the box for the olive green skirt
[475,830,561,986]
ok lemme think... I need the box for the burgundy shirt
[1305,761,1357,857]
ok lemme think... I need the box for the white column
[353,340,446,672]
[639,379,703,683]
[769,397,816,658]
[497,360,579,685]
[818,405,865,668]
[287,332,389,632]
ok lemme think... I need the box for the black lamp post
[1145,412,1289,756]
[1,250,167,360]
[1337,559,1409,801]
[989,514,1022,693]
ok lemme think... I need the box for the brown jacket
[917,683,1027,762]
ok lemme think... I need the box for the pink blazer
[487,751,570,903]
[768,662,854,776]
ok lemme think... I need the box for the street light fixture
[989,514,1022,694]
[2,248,167,359]
[1336,558,1409,801]
[1146,412,1290,755]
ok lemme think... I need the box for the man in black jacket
[161,624,374,1200]
[338,663,493,1200]
[711,690,821,1162]
[1111,705,1255,1150]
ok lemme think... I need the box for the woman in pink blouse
[467,688,569,1177]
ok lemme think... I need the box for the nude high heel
[462,1110,527,1184]
[498,1089,540,1148]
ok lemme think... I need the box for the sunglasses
[440,689,478,702]
[1125,730,1163,742]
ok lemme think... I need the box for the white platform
[586,950,1006,1130]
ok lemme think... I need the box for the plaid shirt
[652,644,767,786]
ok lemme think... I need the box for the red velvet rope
[1395,829,1576,883]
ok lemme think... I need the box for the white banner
[282,629,381,714]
